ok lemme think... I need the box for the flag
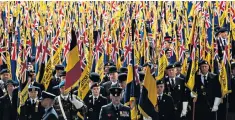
[138,65,158,119]
[65,29,82,91]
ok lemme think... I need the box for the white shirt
[8,95,12,103]
[158,93,163,101]
[111,81,118,86]
[31,98,38,104]
[201,73,208,84]
[60,94,69,100]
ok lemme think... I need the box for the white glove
[143,117,152,120]
[190,92,197,98]
[69,95,84,109]
[181,102,188,117]
[211,97,221,112]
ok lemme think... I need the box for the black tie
[33,100,35,104]
[116,106,119,111]
[94,98,97,104]
[158,96,162,101]
[171,79,175,86]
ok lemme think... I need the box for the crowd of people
[0,57,235,120]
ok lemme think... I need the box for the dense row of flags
[0,1,234,119]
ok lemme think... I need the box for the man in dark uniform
[40,91,58,120]
[174,61,186,80]
[0,80,17,120]
[163,64,189,120]
[102,66,119,98]
[228,62,235,120]
[85,82,108,120]
[54,81,86,120]
[0,69,11,97]
[47,65,64,96]
[156,80,175,120]
[20,86,44,120]
[191,60,222,120]
[99,86,131,120]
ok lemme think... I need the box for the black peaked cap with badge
[28,85,40,92]
[199,60,209,66]
[40,91,56,100]
[109,86,122,97]
[90,82,100,89]
[0,69,10,74]
[166,64,175,69]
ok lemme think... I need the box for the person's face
[200,64,209,75]
[60,86,68,95]
[176,67,181,75]
[7,84,15,94]
[29,90,38,99]
[60,76,66,81]
[30,72,36,79]
[91,87,100,97]
[167,68,176,78]
[232,68,235,76]
[41,98,52,107]
[119,81,126,89]
[2,73,11,81]
[110,95,121,105]
[220,32,228,39]
[157,84,165,94]
[56,70,62,75]
[104,66,109,74]
[166,52,171,58]
[109,72,118,82]
[164,41,170,48]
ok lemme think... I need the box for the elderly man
[99,86,130,120]
[0,69,11,97]
[40,91,58,120]
[192,60,222,120]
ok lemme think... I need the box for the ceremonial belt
[58,96,68,120]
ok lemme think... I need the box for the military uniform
[85,82,108,120]
[99,103,131,120]
[20,86,44,120]
[192,61,221,120]
[54,81,86,120]
[85,95,108,120]
[157,80,175,120]
[99,86,131,120]
[40,91,59,120]
[20,98,44,120]
[0,80,17,120]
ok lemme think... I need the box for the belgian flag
[65,29,82,91]
[138,65,158,119]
